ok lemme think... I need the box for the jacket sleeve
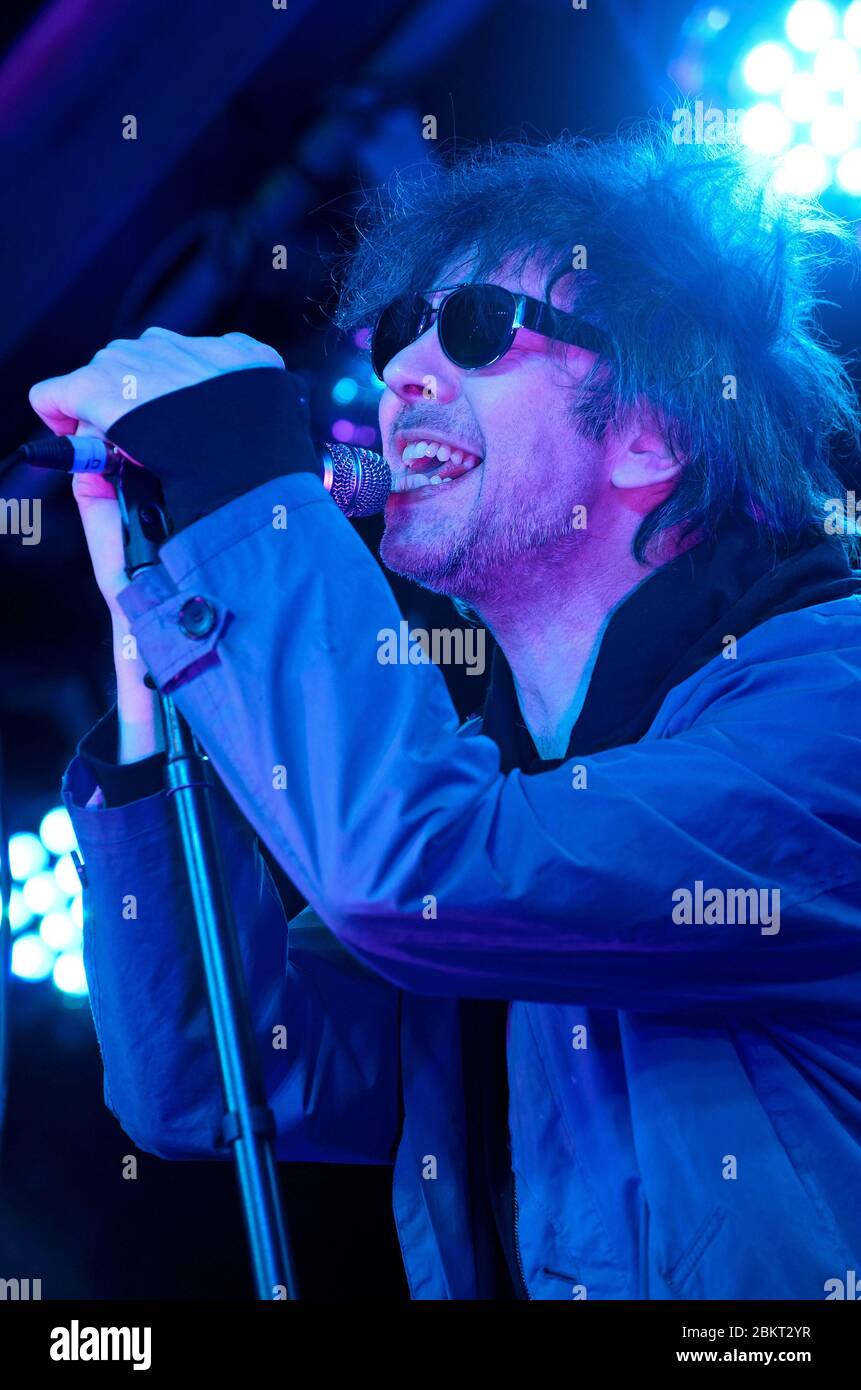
[114,472,861,1014]
[62,730,401,1163]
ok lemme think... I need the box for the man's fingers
[29,367,105,436]
[27,375,79,435]
[72,472,118,501]
[222,331,285,367]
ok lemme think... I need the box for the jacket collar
[480,519,860,773]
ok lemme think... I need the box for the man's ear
[609,405,683,491]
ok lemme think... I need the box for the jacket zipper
[513,1190,532,1300]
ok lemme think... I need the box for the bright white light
[8,832,48,881]
[53,950,88,997]
[8,887,34,932]
[743,42,795,93]
[11,931,55,981]
[811,105,858,152]
[22,870,62,917]
[835,146,861,191]
[741,102,794,154]
[39,806,77,857]
[53,853,82,897]
[0,887,34,932]
[70,895,84,930]
[786,1,838,52]
[844,2,861,47]
[844,74,861,116]
[39,911,79,952]
[814,38,860,88]
[773,143,832,194]
[781,71,830,119]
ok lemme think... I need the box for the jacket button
[178,596,216,639]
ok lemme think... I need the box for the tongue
[417,455,480,481]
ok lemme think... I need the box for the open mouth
[389,438,484,497]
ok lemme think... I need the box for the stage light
[673,0,861,199]
[844,73,861,114]
[53,852,82,897]
[744,42,795,93]
[814,36,860,86]
[706,7,731,31]
[811,104,858,152]
[11,931,55,982]
[836,144,861,187]
[786,2,839,52]
[780,70,830,118]
[332,376,359,405]
[9,831,48,881]
[39,806,77,856]
[741,102,794,154]
[7,886,34,933]
[52,950,88,997]
[844,1,861,44]
[22,870,62,917]
[39,911,79,953]
[774,142,832,192]
[70,895,84,931]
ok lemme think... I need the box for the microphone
[3,435,392,518]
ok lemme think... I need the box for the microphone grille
[324,443,391,517]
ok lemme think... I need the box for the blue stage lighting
[719,3,861,199]
[774,142,832,192]
[786,1,839,52]
[332,376,359,405]
[744,41,795,92]
[0,886,35,933]
[52,950,88,997]
[39,911,79,953]
[814,36,860,85]
[39,806,77,856]
[9,831,48,880]
[11,931,55,982]
[780,70,830,119]
[741,101,794,153]
[53,853,82,898]
[836,145,861,185]
[811,105,858,151]
[22,870,63,917]
[843,0,861,43]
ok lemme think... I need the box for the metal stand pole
[116,463,297,1300]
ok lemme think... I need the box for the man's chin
[379,525,469,596]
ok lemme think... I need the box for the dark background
[0,0,858,1299]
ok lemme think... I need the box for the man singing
[35,128,861,1299]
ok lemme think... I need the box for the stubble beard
[380,486,580,603]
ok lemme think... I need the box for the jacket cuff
[106,365,320,534]
[71,705,166,808]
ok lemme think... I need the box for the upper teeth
[401,440,481,469]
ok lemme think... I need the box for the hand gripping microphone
[3,435,392,518]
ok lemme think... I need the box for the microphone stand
[116,463,297,1301]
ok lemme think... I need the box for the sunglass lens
[439,285,515,368]
[370,293,427,378]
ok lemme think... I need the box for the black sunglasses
[370,281,610,378]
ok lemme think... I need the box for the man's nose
[382,323,461,404]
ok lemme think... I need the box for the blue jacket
[63,433,861,1299]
